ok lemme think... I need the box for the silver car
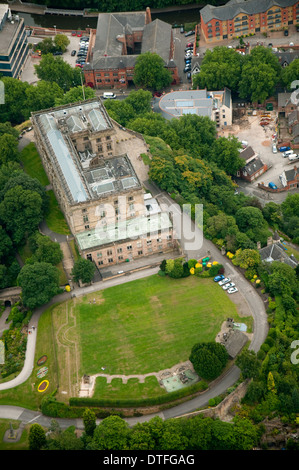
[222,282,235,291]
[218,277,231,286]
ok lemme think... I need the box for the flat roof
[76,212,172,251]
[0,16,23,55]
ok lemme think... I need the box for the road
[0,185,268,426]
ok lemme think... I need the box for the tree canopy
[133,52,173,91]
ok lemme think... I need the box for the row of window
[96,237,172,257]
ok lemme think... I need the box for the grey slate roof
[288,110,299,127]
[275,50,299,67]
[239,146,255,161]
[259,242,298,268]
[141,19,172,64]
[223,329,248,359]
[278,92,292,108]
[200,0,298,23]
[242,156,265,175]
[91,13,174,71]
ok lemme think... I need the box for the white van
[283,150,294,157]
[103,92,116,99]
[288,154,298,161]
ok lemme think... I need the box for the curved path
[0,188,269,427]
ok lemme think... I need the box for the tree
[0,77,31,124]
[25,80,64,112]
[91,415,130,450]
[235,206,266,233]
[28,423,47,450]
[34,54,82,92]
[232,248,261,269]
[236,349,260,379]
[71,257,95,284]
[53,34,70,52]
[29,233,63,266]
[17,262,61,309]
[281,58,299,89]
[133,52,173,91]
[189,342,228,380]
[209,136,243,175]
[0,186,44,245]
[238,47,281,103]
[0,133,19,165]
[125,89,152,115]
[83,408,97,437]
[0,122,19,139]
[192,46,244,93]
[35,37,56,55]
[55,85,95,106]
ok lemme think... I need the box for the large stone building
[200,0,299,43]
[31,99,176,269]
[83,7,179,89]
[0,5,29,78]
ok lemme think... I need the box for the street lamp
[54,25,56,35]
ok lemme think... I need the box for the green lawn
[77,275,246,376]
[19,142,50,186]
[0,419,29,450]
[93,376,167,401]
[45,190,70,236]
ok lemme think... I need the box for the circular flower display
[38,380,49,393]
[37,366,48,379]
[37,355,48,366]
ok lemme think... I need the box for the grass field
[76,275,245,376]
[19,142,50,187]
[45,190,70,236]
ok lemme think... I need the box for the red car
[186,42,193,47]
[71,31,76,36]
[77,31,82,37]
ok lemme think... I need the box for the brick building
[200,0,299,43]
[83,7,179,89]
[31,99,176,269]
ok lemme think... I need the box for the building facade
[156,89,232,128]
[0,5,29,78]
[31,99,176,269]
[200,0,299,43]
[83,8,179,89]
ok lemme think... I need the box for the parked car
[272,144,277,153]
[279,146,290,152]
[227,287,238,294]
[218,277,231,286]
[214,275,225,282]
[187,72,192,80]
[184,65,191,73]
[284,29,289,36]
[222,282,235,291]
[180,25,184,33]
[71,50,76,56]
[283,150,294,157]
[289,154,298,161]
[75,63,83,68]
[268,182,278,190]
[53,51,62,55]
[71,31,76,36]
[186,42,193,47]
[77,31,82,37]
[185,30,195,37]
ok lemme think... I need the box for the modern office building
[0,4,29,78]
[31,99,176,268]
[156,89,232,127]
[200,0,299,43]
[83,7,179,89]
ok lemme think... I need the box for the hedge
[69,380,208,409]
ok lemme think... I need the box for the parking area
[20,32,89,84]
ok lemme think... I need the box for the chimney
[145,7,152,24]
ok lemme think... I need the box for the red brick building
[200,0,299,43]
[84,7,179,89]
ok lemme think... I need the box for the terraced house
[200,0,299,43]
[31,99,176,268]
